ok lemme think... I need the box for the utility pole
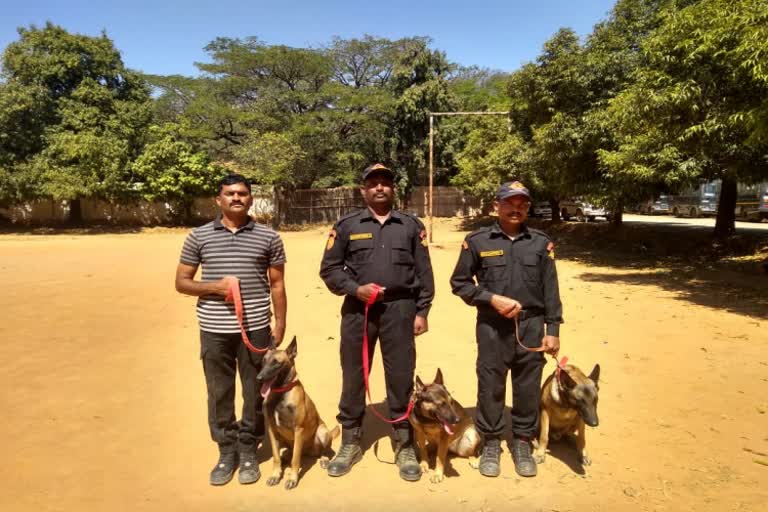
[427,111,510,243]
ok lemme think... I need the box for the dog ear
[434,368,444,386]
[286,336,298,359]
[588,364,600,384]
[559,368,577,389]
[414,376,425,393]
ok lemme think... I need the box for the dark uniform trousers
[200,326,271,455]
[475,313,546,439]
[337,296,417,431]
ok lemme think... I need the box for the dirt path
[1,219,765,511]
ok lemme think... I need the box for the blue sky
[2,0,617,76]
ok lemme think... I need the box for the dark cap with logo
[362,163,395,181]
[496,181,531,201]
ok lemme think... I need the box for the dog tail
[330,425,341,440]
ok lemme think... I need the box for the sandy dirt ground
[1,218,766,512]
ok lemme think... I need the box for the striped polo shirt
[179,216,287,334]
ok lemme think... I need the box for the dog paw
[319,457,330,470]
[579,453,592,466]
[430,472,445,484]
[534,451,546,464]
[419,461,429,474]
[266,475,282,487]
[284,478,298,490]
[468,457,479,469]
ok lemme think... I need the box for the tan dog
[409,369,480,483]
[534,363,600,466]
[257,337,340,489]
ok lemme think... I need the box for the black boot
[478,437,501,477]
[393,428,421,482]
[327,427,363,477]
[511,436,537,477]
[210,451,238,486]
[237,451,260,484]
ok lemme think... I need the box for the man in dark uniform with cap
[450,180,562,478]
[319,163,435,482]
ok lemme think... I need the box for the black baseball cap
[362,163,395,181]
[496,181,531,201]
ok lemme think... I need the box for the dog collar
[270,379,300,393]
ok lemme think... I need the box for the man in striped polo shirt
[175,174,287,486]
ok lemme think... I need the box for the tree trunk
[68,198,82,225]
[611,198,624,227]
[714,176,737,238]
[272,186,282,229]
[549,199,561,222]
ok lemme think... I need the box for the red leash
[225,281,269,353]
[513,316,568,380]
[362,284,414,424]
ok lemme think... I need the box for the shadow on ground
[457,216,768,320]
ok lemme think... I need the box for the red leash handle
[362,284,414,424]
[226,281,269,353]
[513,316,568,373]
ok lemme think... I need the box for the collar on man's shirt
[213,214,256,231]
[490,222,531,240]
[359,208,403,224]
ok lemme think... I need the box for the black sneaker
[238,452,260,484]
[511,436,537,477]
[478,438,502,477]
[210,452,238,486]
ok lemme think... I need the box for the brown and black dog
[409,369,480,483]
[534,363,600,467]
[257,337,340,489]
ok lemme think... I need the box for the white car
[530,201,552,218]
[560,200,609,222]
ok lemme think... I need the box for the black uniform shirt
[319,208,435,317]
[449,222,563,335]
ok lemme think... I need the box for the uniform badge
[547,241,555,260]
[480,250,504,258]
[350,232,373,241]
[326,229,337,251]
[419,229,428,247]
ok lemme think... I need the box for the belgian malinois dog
[409,369,480,483]
[534,363,600,466]
[257,337,340,489]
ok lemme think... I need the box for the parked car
[560,199,610,222]
[530,201,552,218]
[650,195,671,214]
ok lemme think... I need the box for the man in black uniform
[450,181,562,478]
[319,163,435,482]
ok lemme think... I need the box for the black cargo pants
[200,327,271,455]
[337,296,417,433]
[475,314,546,439]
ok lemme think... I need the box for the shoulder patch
[547,241,555,259]
[462,240,469,250]
[326,229,337,251]
[419,229,429,247]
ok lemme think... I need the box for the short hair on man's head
[218,173,251,194]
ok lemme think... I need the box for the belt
[478,307,544,322]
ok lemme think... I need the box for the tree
[598,0,768,236]
[132,123,224,222]
[0,23,152,220]
[503,29,595,219]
